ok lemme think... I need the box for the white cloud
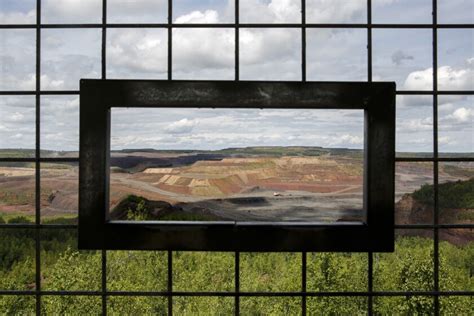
[397,117,433,133]
[174,27,234,72]
[107,29,167,76]
[0,96,36,149]
[175,10,219,23]
[10,112,24,122]
[164,118,197,134]
[40,75,65,90]
[438,65,474,90]
[42,0,101,23]
[108,0,167,22]
[40,29,101,90]
[43,35,64,49]
[306,29,367,80]
[403,67,433,90]
[306,0,366,23]
[438,136,453,146]
[239,27,301,80]
[404,57,474,90]
[374,0,398,5]
[240,28,298,65]
[0,10,35,24]
[438,102,454,112]
[240,0,300,23]
[0,30,36,90]
[329,134,364,146]
[446,107,473,123]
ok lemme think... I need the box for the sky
[111,108,364,150]
[0,0,472,153]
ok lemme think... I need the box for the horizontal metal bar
[0,290,472,297]
[0,23,473,29]
[0,91,37,95]
[0,90,80,95]
[396,90,474,95]
[0,157,36,162]
[39,157,79,162]
[0,157,79,162]
[40,90,80,95]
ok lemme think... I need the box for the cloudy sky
[0,0,472,153]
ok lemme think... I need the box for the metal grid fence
[0,0,473,315]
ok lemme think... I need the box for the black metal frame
[0,0,472,315]
[78,80,395,251]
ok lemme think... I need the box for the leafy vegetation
[413,178,474,209]
[0,214,472,314]
[116,195,221,221]
[1,176,472,314]
[125,196,151,221]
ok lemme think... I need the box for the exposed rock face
[395,194,433,225]
[395,194,473,246]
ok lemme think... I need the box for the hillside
[412,178,474,209]
[110,194,222,221]
[396,178,474,245]
[109,146,364,171]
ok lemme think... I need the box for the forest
[0,215,472,315]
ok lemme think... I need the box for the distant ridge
[1,147,473,159]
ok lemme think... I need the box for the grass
[0,213,77,224]
[0,189,35,205]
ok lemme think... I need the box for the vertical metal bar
[301,0,306,82]
[235,0,239,81]
[35,1,42,314]
[432,1,440,315]
[102,0,107,79]
[367,0,372,82]
[301,3,307,312]
[368,254,373,315]
[168,0,173,81]
[234,251,240,316]
[101,251,107,315]
[101,1,108,314]
[302,252,307,316]
[167,2,173,313]
[235,1,240,313]
[367,1,374,315]
[168,250,173,315]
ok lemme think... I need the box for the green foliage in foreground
[413,178,474,209]
[122,195,220,221]
[0,216,473,314]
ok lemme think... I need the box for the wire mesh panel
[0,0,473,315]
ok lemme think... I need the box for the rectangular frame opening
[79,80,395,251]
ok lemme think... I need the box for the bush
[413,178,474,209]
